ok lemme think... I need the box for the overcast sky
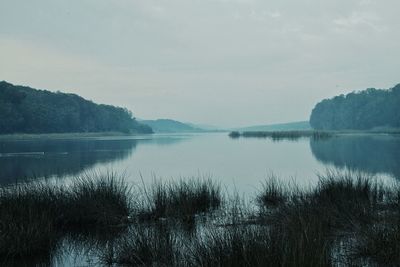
[0,0,399,127]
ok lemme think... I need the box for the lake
[2,132,400,266]
[1,133,399,193]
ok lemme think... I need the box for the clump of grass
[189,211,332,267]
[356,221,400,265]
[311,170,385,229]
[188,226,276,267]
[254,170,391,266]
[0,182,64,264]
[272,199,333,267]
[0,172,133,263]
[354,186,400,266]
[138,178,221,220]
[257,175,288,208]
[228,131,240,138]
[101,224,177,266]
[63,171,132,229]
[236,130,333,141]
[0,213,58,266]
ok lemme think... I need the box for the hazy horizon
[1,0,399,128]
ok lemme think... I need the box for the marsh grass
[101,223,177,267]
[138,178,221,221]
[228,131,240,138]
[189,209,332,267]
[0,183,64,264]
[353,187,400,266]
[272,199,333,267]
[2,170,400,266]
[0,172,132,264]
[188,226,276,267]
[63,172,132,229]
[230,130,333,141]
[257,174,290,208]
[356,221,400,265]
[255,170,399,266]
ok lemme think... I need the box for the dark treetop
[310,84,400,130]
[0,81,153,134]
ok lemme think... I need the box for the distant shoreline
[228,129,400,139]
[0,131,154,140]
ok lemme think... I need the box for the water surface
[1,133,399,192]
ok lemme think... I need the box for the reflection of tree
[310,135,400,179]
[0,136,188,184]
[0,139,138,184]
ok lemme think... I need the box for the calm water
[0,133,399,192]
[2,133,400,266]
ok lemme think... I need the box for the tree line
[0,81,153,134]
[310,84,400,130]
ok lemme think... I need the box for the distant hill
[141,119,202,133]
[237,121,311,132]
[0,81,153,134]
[186,123,222,132]
[310,84,400,130]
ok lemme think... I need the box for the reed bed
[137,178,222,221]
[229,130,333,140]
[0,172,132,265]
[1,170,400,266]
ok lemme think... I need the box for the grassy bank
[1,171,400,266]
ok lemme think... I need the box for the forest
[0,81,153,134]
[310,84,400,130]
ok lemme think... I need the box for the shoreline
[229,129,400,138]
[0,132,154,141]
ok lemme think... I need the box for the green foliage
[0,81,153,134]
[310,84,400,130]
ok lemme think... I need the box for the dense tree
[310,84,400,130]
[0,81,153,134]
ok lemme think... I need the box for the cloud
[0,0,399,127]
[333,12,384,32]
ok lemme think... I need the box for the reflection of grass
[229,130,333,140]
[3,170,400,266]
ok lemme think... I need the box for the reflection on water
[0,133,399,186]
[310,135,400,180]
[1,133,400,266]
[0,136,185,184]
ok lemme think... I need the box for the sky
[0,0,399,128]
